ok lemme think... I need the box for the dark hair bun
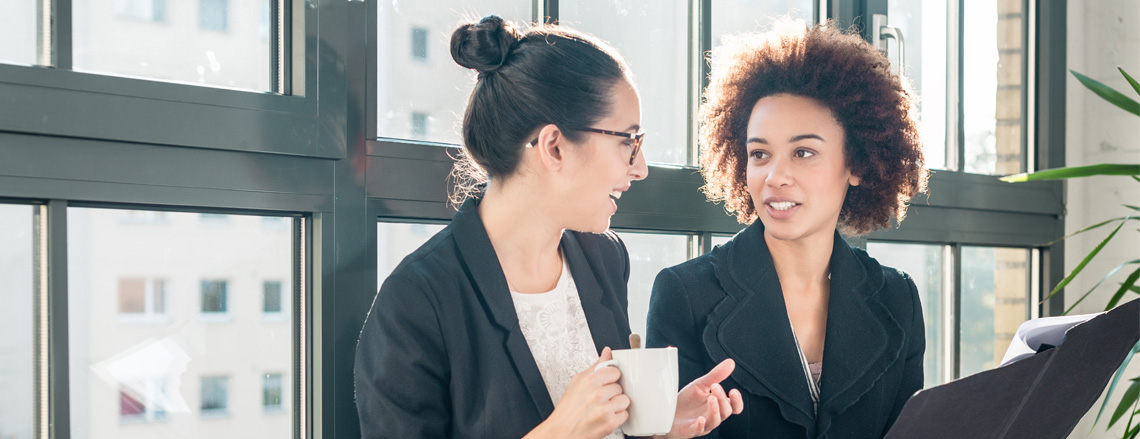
[450,15,522,73]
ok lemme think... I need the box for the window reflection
[0,204,34,439]
[68,208,294,438]
[618,231,690,338]
[866,242,945,388]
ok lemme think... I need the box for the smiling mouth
[610,190,623,200]
[767,201,798,211]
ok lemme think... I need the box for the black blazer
[355,198,633,439]
[646,221,924,439]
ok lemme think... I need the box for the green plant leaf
[1109,380,1140,428]
[1072,69,1140,116]
[1129,284,1140,294]
[1122,67,1140,97]
[1127,205,1140,212]
[1107,267,1140,310]
[1039,217,1139,246]
[1062,260,1140,314]
[1097,342,1140,429]
[1044,217,1131,307]
[1001,163,1140,182]
[1133,175,1140,184]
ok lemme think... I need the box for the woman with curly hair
[356,15,743,439]
[646,22,929,438]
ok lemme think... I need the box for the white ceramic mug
[597,347,679,436]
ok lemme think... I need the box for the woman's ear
[848,172,861,187]
[534,124,565,171]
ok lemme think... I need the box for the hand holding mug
[526,347,629,439]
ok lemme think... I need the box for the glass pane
[887,0,948,170]
[0,204,34,439]
[0,0,38,66]
[68,208,294,438]
[962,1,1023,174]
[377,222,447,287]
[866,242,945,388]
[375,1,530,143]
[562,0,689,165]
[710,234,735,250]
[72,0,273,92]
[619,232,690,338]
[960,247,1029,377]
[711,0,814,40]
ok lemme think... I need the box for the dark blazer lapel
[450,198,556,417]
[703,221,816,429]
[816,232,906,436]
[561,232,629,353]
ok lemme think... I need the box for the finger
[592,364,621,384]
[599,382,624,401]
[711,383,732,422]
[609,393,631,412]
[690,416,707,436]
[729,388,744,414]
[596,347,613,363]
[690,358,736,389]
[704,394,722,430]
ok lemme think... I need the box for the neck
[764,228,834,295]
[478,178,565,294]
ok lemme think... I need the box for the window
[962,1,1024,175]
[960,247,1030,376]
[263,281,283,314]
[200,280,229,314]
[199,0,229,32]
[374,0,531,143]
[116,0,167,22]
[0,204,34,439]
[118,278,168,318]
[0,0,36,66]
[867,242,947,388]
[200,375,230,415]
[884,0,949,170]
[411,27,429,60]
[562,0,691,165]
[68,207,296,436]
[377,222,447,286]
[411,112,429,138]
[199,213,231,224]
[618,232,691,338]
[263,373,284,411]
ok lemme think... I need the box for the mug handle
[595,359,618,371]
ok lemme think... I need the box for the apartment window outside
[0,204,34,439]
[263,281,283,314]
[411,27,429,61]
[200,280,229,314]
[410,112,429,138]
[200,375,230,415]
[118,278,168,318]
[116,0,167,22]
[199,0,229,32]
[263,373,284,411]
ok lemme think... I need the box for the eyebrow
[745,133,825,144]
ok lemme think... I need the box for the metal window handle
[872,14,905,77]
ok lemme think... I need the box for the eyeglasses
[579,127,645,166]
[526,127,645,166]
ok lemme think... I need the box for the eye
[748,149,769,160]
[794,149,816,158]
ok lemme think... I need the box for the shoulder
[853,248,921,319]
[568,229,627,259]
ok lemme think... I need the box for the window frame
[0,0,329,158]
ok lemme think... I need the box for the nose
[765,156,793,188]
[630,148,649,181]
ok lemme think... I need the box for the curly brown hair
[699,22,928,236]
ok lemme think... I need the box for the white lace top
[511,260,623,439]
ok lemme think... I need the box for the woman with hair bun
[647,22,929,438]
[355,16,742,439]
